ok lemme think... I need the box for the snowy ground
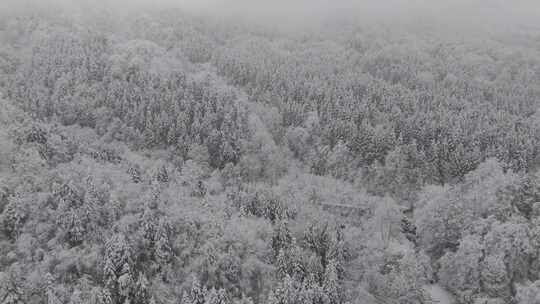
[425,284,455,304]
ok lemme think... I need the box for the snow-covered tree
[439,235,483,303]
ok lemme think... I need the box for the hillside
[1,3,540,304]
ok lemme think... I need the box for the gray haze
[3,0,540,32]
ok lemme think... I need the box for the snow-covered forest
[1,1,540,303]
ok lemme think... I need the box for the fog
[2,0,540,34]
[128,0,540,33]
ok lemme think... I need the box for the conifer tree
[322,259,340,304]
[0,272,25,304]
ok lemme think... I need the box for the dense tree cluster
[1,3,540,304]
[212,27,540,188]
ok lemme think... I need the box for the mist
[141,0,540,33]
[3,0,540,34]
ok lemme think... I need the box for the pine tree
[322,259,340,304]
[304,221,341,271]
[103,233,134,302]
[133,273,150,304]
[45,273,62,304]
[302,274,328,304]
[267,275,297,304]
[181,277,206,304]
[276,249,289,279]
[141,206,158,246]
[118,272,134,300]
[63,209,86,246]
[1,195,27,240]
[481,254,511,299]
[233,296,254,304]
[0,272,24,304]
[204,288,227,304]
[127,165,142,184]
[155,165,169,183]
[438,235,483,303]
[68,289,83,304]
[272,221,293,259]
[90,287,112,304]
[154,219,173,265]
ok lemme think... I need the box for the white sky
[2,0,540,32]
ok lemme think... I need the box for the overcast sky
[3,0,540,33]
